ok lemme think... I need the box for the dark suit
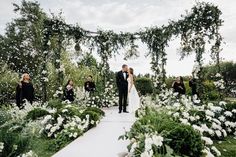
[116,70,128,112]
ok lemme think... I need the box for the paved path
[53,107,136,157]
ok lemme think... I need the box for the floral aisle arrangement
[0,100,104,157]
[86,79,118,108]
[121,89,236,157]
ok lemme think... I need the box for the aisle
[53,107,136,157]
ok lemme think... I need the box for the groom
[116,64,129,113]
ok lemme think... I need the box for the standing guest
[172,76,186,94]
[16,73,35,108]
[189,76,197,95]
[63,80,75,102]
[84,75,96,93]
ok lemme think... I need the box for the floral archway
[41,2,223,102]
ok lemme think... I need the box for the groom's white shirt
[123,72,126,80]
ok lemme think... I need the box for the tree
[0,0,47,76]
[78,52,98,68]
[203,61,236,94]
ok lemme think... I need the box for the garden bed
[120,89,236,157]
[0,100,105,157]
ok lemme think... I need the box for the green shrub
[135,77,153,95]
[0,110,11,126]
[47,99,64,110]
[81,110,99,129]
[0,64,19,103]
[57,105,82,118]
[167,125,203,157]
[0,122,29,157]
[224,102,236,111]
[26,108,49,121]
[203,80,220,100]
[84,107,105,116]
[128,108,204,157]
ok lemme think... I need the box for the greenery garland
[41,2,223,100]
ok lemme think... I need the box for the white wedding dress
[127,77,140,113]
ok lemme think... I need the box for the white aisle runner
[53,107,136,157]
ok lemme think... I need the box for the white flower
[0,142,4,152]
[41,115,52,125]
[232,109,236,113]
[173,102,181,108]
[206,110,215,117]
[130,142,137,153]
[222,129,227,137]
[45,124,52,130]
[180,118,190,125]
[192,125,204,134]
[152,135,163,147]
[173,112,180,118]
[41,70,47,74]
[57,116,64,125]
[18,150,38,157]
[144,137,153,151]
[211,146,221,156]
[182,112,190,118]
[215,73,221,77]
[62,109,68,113]
[210,106,223,112]
[215,130,222,137]
[73,132,78,138]
[202,148,214,157]
[218,116,225,122]
[219,101,227,106]
[212,118,221,125]
[50,126,57,133]
[224,111,233,117]
[212,123,222,130]
[201,136,213,145]
[140,150,153,157]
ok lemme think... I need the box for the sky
[0,0,236,76]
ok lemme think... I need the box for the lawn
[214,136,236,157]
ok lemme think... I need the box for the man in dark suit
[116,64,129,113]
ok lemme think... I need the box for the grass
[225,97,236,102]
[29,136,55,157]
[214,136,236,157]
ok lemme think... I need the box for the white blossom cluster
[17,150,38,157]
[127,133,164,157]
[86,80,118,107]
[40,110,91,139]
[213,73,225,90]
[192,62,201,79]
[0,142,4,153]
[136,88,236,157]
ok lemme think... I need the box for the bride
[127,68,140,113]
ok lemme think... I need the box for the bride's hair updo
[129,68,134,75]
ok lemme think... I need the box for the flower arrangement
[122,88,236,157]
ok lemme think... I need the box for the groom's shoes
[123,111,129,113]
[118,111,122,114]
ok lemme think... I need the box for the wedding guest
[84,75,96,92]
[189,76,197,95]
[63,79,75,102]
[172,76,186,94]
[16,73,35,108]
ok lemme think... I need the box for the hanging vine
[41,2,223,101]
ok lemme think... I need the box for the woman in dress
[127,68,140,113]
[172,76,186,94]
[63,79,75,102]
[16,73,35,108]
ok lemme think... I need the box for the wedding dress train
[127,77,140,113]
